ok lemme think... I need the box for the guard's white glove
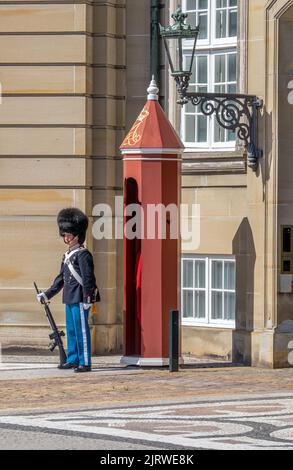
[83,303,92,310]
[37,292,48,303]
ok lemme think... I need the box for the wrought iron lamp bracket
[179,90,263,172]
[160,7,263,172]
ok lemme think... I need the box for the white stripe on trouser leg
[79,303,89,366]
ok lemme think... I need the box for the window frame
[182,0,238,48]
[181,255,236,328]
[181,50,237,150]
[183,0,211,47]
[211,50,238,148]
[182,256,209,324]
[181,0,238,150]
[212,0,238,46]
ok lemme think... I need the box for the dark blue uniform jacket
[45,247,99,305]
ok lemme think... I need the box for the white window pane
[183,291,193,318]
[212,291,223,319]
[214,121,226,142]
[195,291,206,318]
[212,261,223,288]
[229,10,237,37]
[185,55,196,81]
[213,53,237,144]
[188,84,196,92]
[224,292,235,320]
[187,11,197,27]
[214,84,225,94]
[228,54,236,82]
[224,262,235,289]
[187,0,197,9]
[199,0,208,9]
[228,83,237,94]
[198,13,208,39]
[228,129,236,141]
[215,55,226,83]
[198,84,208,93]
[194,260,205,288]
[185,115,196,142]
[217,0,227,7]
[183,260,194,288]
[185,102,195,114]
[198,56,207,83]
[185,55,192,71]
[216,10,227,38]
[185,99,195,113]
[197,115,208,142]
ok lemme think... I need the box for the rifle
[34,282,67,367]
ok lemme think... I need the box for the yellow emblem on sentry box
[121,108,150,147]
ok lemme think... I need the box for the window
[183,0,237,45]
[215,0,238,40]
[211,259,236,321]
[182,256,236,327]
[184,55,208,143]
[181,0,238,149]
[185,0,209,42]
[214,52,237,144]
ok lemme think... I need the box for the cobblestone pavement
[1,394,293,449]
[1,357,293,449]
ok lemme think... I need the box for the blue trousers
[65,303,91,367]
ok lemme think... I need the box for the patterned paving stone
[1,395,293,449]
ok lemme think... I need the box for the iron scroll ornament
[183,91,263,172]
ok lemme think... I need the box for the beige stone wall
[277,6,293,325]
[90,0,125,354]
[182,179,248,255]
[181,175,249,359]
[183,326,233,360]
[179,1,293,368]
[179,0,293,367]
[0,1,89,343]
[0,0,126,354]
[245,0,293,367]
[125,0,150,130]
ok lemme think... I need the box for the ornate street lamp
[160,6,263,172]
[159,7,199,105]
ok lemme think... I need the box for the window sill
[182,149,246,174]
[182,321,235,330]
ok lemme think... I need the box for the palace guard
[36,208,100,372]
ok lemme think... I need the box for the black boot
[58,362,78,370]
[74,365,91,373]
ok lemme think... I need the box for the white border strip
[120,356,184,367]
[79,303,89,366]
[120,148,184,155]
[123,158,182,162]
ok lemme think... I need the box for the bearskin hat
[57,208,88,244]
